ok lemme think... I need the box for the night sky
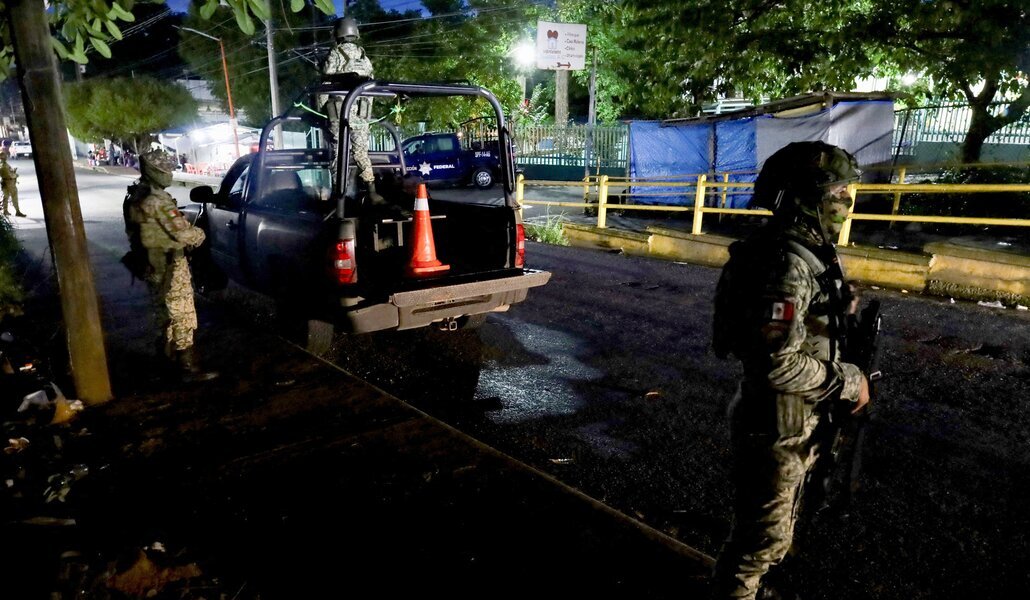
[164,0,427,16]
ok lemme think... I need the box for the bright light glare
[514,42,535,68]
[902,72,918,86]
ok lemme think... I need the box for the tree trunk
[5,0,112,404]
[961,104,992,164]
[960,80,1030,165]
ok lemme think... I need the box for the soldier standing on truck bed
[710,141,870,599]
[123,150,218,383]
[319,16,383,204]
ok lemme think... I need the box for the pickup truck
[400,128,502,189]
[186,81,550,352]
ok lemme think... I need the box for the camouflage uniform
[320,37,375,186]
[710,142,865,599]
[0,152,23,217]
[124,151,210,375]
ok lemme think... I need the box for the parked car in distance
[10,140,32,158]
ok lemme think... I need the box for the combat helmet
[334,17,360,42]
[751,141,860,216]
[139,150,177,188]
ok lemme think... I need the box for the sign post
[535,21,587,71]
[535,20,587,132]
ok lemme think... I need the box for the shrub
[0,215,24,321]
[525,212,570,246]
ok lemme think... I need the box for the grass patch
[0,214,24,322]
[525,212,570,246]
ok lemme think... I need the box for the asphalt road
[11,161,1030,599]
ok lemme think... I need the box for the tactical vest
[713,233,850,364]
[783,239,850,362]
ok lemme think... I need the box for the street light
[178,26,240,158]
[512,41,536,102]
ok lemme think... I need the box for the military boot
[367,181,386,205]
[175,347,219,383]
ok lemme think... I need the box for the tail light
[329,238,357,284]
[515,224,525,268]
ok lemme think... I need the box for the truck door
[243,163,332,295]
[424,134,461,183]
[206,161,248,282]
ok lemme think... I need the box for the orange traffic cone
[407,183,450,277]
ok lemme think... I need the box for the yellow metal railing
[517,173,1030,248]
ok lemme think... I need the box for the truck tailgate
[342,269,551,333]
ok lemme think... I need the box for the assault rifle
[806,299,883,515]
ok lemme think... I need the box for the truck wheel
[472,167,494,189]
[306,319,335,355]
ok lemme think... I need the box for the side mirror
[190,185,215,204]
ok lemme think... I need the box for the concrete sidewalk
[7,169,714,597]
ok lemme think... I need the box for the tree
[616,0,1028,162]
[869,0,1029,164]
[0,0,329,404]
[65,76,198,150]
[616,1,882,117]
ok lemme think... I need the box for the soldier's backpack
[120,182,153,282]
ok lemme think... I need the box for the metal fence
[517,174,1030,247]
[513,124,629,172]
[893,102,1030,157]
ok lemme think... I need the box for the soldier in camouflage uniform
[710,141,870,599]
[319,17,383,203]
[0,150,25,217]
[123,150,217,382]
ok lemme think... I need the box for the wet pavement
[2,160,713,598]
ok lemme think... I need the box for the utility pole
[5,0,112,404]
[266,19,283,148]
[179,27,241,158]
[584,49,597,179]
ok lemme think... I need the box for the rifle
[806,299,883,515]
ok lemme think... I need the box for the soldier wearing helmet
[710,141,869,599]
[0,149,24,218]
[319,16,382,204]
[123,150,217,383]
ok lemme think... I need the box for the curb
[562,222,1030,305]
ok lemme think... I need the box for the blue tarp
[715,119,758,208]
[626,100,894,207]
[629,121,709,205]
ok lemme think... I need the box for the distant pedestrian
[122,150,217,382]
[0,150,24,218]
[88,150,96,166]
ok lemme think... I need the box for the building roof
[662,91,895,126]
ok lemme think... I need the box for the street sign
[536,20,587,71]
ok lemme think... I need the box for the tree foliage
[866,0,1029,162]
[65,75,198,148]
[615,0,1028,161]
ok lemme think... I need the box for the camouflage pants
[711,386,823,599]
[146,250,197,353]
[325,98,373,185]
[1,181,19,214]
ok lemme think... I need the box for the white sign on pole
[536,20,587,71]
